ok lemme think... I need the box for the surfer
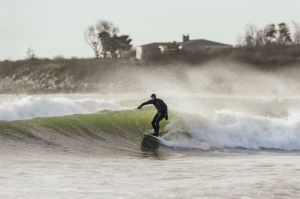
[137,94,168,136]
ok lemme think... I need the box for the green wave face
[0,108,170,155]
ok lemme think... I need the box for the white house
[136,35,233,60]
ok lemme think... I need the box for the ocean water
[1,94,300,199]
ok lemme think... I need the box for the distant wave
[0,96,123,121]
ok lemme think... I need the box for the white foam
[163,111,300,151]
[0,95,123,121]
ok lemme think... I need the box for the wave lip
[0,96,123,121]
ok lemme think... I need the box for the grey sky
[1,0,300,60]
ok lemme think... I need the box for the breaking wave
[1,106,300,154]
[0,109,163,155]
[161,110,300,151]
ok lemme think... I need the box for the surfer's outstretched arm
[137,100,153,109]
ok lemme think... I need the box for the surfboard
[144,134,160,141]
[141,134,160,150]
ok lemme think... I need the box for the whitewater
[1,93,300,198]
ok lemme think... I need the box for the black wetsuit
[139,98,168,136]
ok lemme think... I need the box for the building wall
[135,45,165,60]
[136,46,143,60]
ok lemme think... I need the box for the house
[135,35,233,60]
[182,35,233,52]
[136,42,169,60]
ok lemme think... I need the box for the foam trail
[0,96,123,121]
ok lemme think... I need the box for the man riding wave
[138,94,168,136]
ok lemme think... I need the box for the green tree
[98,31,111,58]
[110,35,132,58]
[167,41,181,53]
[278,23,292,45]
[98,32,132,58]
[264,24,277,44]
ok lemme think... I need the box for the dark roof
[139,42,169,48]
[138,39,233,49]
[183,39,232,48]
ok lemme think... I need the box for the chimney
[182,34,190,43]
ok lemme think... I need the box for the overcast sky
[1,0,300,60]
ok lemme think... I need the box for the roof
[137,39,233,50]
[182,39,233,48]
[138,42,169,48]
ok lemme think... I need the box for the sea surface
[1,93,300,199]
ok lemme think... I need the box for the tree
[277,23,292,45]
[167,41,181,52]
[264,24,277,44]
[240,22,299,47]
[26,47,35,60]
[84,20,119,58]
[111,35,132,58]
[98,33,132,58]
[98,31,111,58]
[84,25,101,58]
[242,24,266,47]
[244,24,258,47]
[255,29,266,47]
[292,21,300,45]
